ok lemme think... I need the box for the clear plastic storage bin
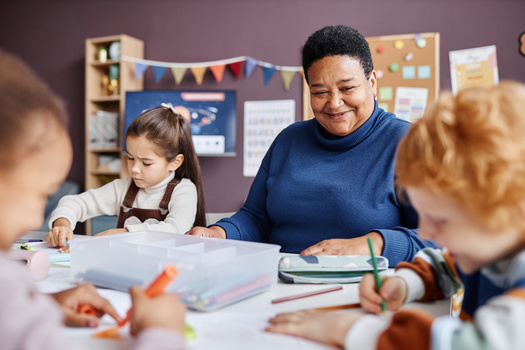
[70,231,281,311]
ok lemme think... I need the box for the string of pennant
[121,55,303,90]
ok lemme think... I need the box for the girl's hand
[359,274,408,314]
[266,310,363,348]
[129,286,186,336]
[46,218,73,249]
[50,284,122,328]
[93,228,128,236]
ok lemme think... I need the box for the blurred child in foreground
[0,49,188,350]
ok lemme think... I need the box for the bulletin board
[303,32,440,120]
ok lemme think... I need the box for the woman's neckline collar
[314,100,380,150]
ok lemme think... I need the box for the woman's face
[308,55,377,137]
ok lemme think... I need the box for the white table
[23,232,450,350]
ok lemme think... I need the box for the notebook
[278,255,388,284]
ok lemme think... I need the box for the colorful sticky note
[378,103,389,112]
[379,87,393,101]
[418,65,431,79]
[403,66,416,79]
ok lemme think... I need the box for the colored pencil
[313,302,361,312]
[367,237,387,312]
[271,285,343,304]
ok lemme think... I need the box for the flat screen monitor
[124,90,236,156]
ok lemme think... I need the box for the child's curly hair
[396,81,525,233]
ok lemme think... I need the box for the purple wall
[1,0,524,213]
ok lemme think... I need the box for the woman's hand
[266,310,363,348]
[300,232,384,256]
[359,274,408,314]
[46,218,73,249]
[50,284,122,328]
[185,226,226,239]
[93,228,128,237]
[129,286,186,336]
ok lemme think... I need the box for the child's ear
[169,154,184,172]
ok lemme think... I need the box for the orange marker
[92,264,178,339]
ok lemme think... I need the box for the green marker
[367,237,387,313]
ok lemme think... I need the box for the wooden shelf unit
[84,34,144,191]
[84,35,143,235]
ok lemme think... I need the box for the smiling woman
[186,25,436,266]
[308,55,377,136]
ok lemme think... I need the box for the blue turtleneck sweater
[215,104,434,266]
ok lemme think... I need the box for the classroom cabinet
[84,34,144,233]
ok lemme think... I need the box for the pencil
[271,285,343,304]
[313,302,361,312]
[367,237,387,312]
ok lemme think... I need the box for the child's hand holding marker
[46,217,73,251]
[93,264,194,340]
[59,238,70,253]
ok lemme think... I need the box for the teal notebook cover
[278,255,388,284]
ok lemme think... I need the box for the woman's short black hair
[302,25,374,84]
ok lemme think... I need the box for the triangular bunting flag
[152,66,167,83]
[228,61,243,78]
[262,65,277,85]
[170,67,187,85]
[210,64,226,83]
[190,66,207,85]
[245,57,258,77]
[134,62,149,80]
[280,70,297,90]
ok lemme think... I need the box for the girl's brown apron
[116,177,180,228]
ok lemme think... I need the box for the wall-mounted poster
[394,87,428,122]
[125,90,237,156]
[243,99,295,177]
[449,45,499,95]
